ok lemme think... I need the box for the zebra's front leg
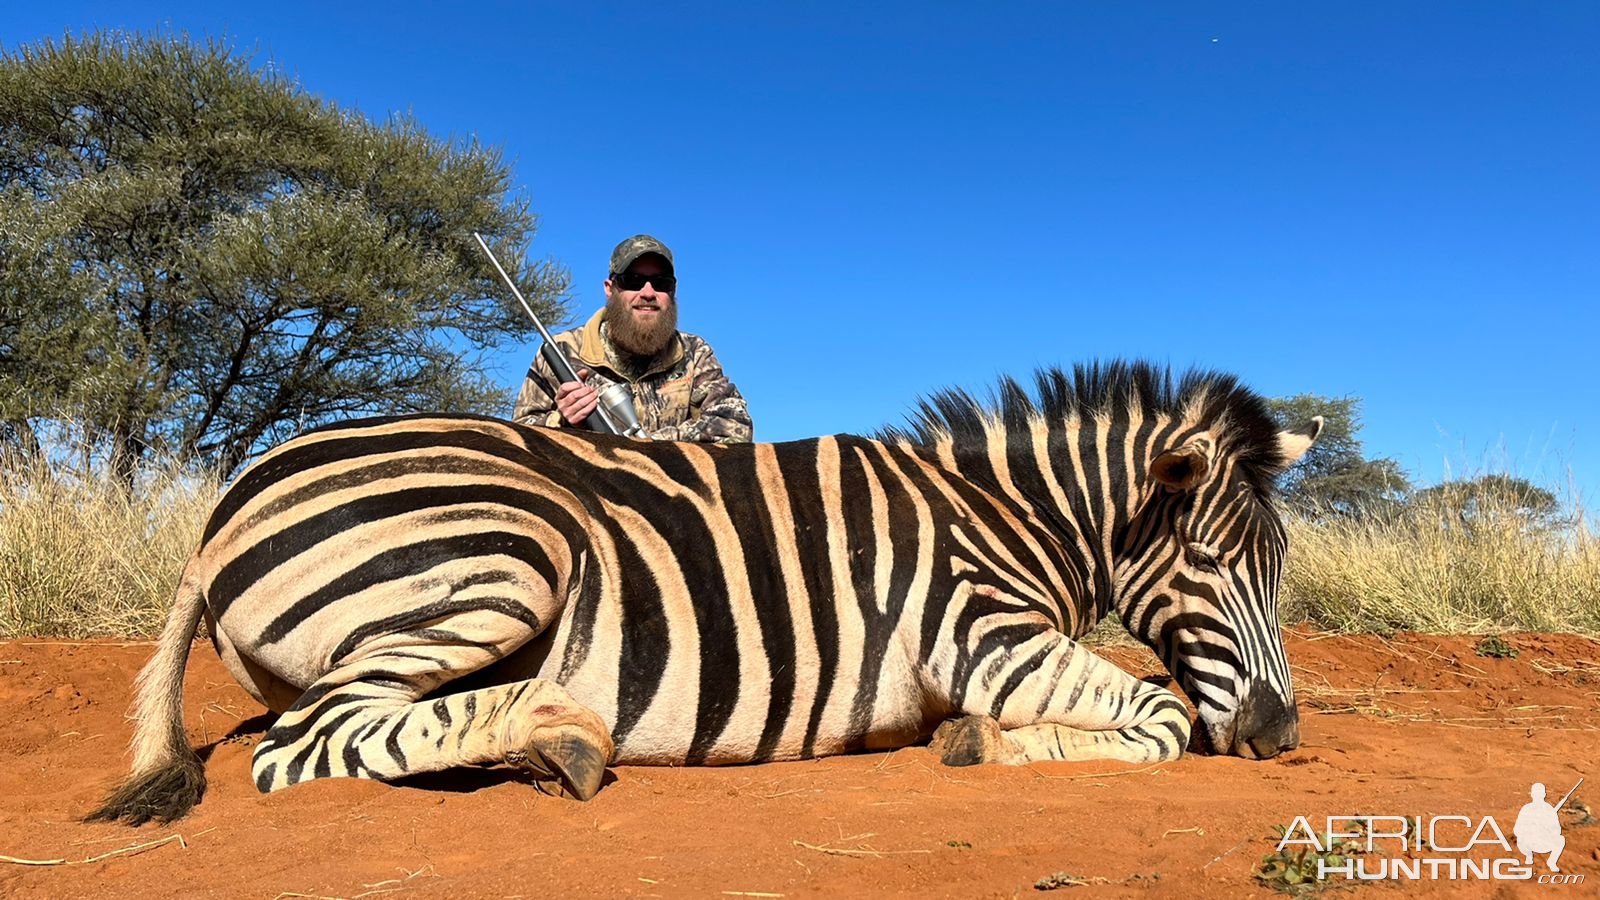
[930,713,1188,766]
[252,653,613,799]
[929,623,1190,766]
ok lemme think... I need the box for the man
[512,234,753,443]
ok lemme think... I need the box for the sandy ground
[1,629,1597,898]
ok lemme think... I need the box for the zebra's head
[883,361,1325,760]
[1118,413,1323,760]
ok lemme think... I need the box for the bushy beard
[605,290,678,357]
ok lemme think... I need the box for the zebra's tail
[85,561,209,825]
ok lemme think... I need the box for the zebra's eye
[1185,542,1220,570]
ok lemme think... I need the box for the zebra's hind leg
[251,648,613,800]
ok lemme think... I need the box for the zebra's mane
[877,359,1289,495]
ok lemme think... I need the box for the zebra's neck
[919,412,1172,630]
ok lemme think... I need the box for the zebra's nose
[1233,682,1299,759]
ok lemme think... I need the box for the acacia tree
[1266,394,1411,518]
[1410,473,1566,532]
[0,31,566,478]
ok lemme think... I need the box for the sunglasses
[612,271,677,293]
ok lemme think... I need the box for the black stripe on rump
[256,531,560,646]
[229,451,531,542]
[211,482,579,618]
[206,422,543,545]
[328,589,537,664]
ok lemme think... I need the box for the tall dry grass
[0,449,220,638]
[1282,497,1600,635]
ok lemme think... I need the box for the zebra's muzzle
[1188,681,1299,758]
[1228,682,1300,759]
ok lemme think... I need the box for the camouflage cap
[609,234,674,276]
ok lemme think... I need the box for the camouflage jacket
[512,309,754,443]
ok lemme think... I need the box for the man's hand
[554,368,600,427]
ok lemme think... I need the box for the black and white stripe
[90,360,1320,824]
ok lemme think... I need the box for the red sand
[2,629,1596,898]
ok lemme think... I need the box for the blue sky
[5,3,1596,503]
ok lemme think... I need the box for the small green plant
[1562,797,1597,827]
[1034,872,1090,891]
[1033,872,1159,891]
[1255,821,1373,894]
[1474,635,1519,659]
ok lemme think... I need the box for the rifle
[473,233,643,437]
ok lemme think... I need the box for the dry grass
[0,448,220,638]
[1281,497,1600,635]
[2,441,1597,639]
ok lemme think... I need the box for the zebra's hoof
[512,728,610,801]
[929,715,1006,767]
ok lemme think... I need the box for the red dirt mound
[1,629,1596,898]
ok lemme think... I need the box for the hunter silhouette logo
[1275,776,1587,885]
[1516,779,1581,873]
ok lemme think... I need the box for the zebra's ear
[1276,416,1324,467]
[1151,434,1216,492]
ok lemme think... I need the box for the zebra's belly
[547,641,932,767]
[595,696,931,766]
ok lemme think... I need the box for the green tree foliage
[1266,394,1411,517]
[0,31,566,478]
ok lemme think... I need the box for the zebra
[90,360,1321,825]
